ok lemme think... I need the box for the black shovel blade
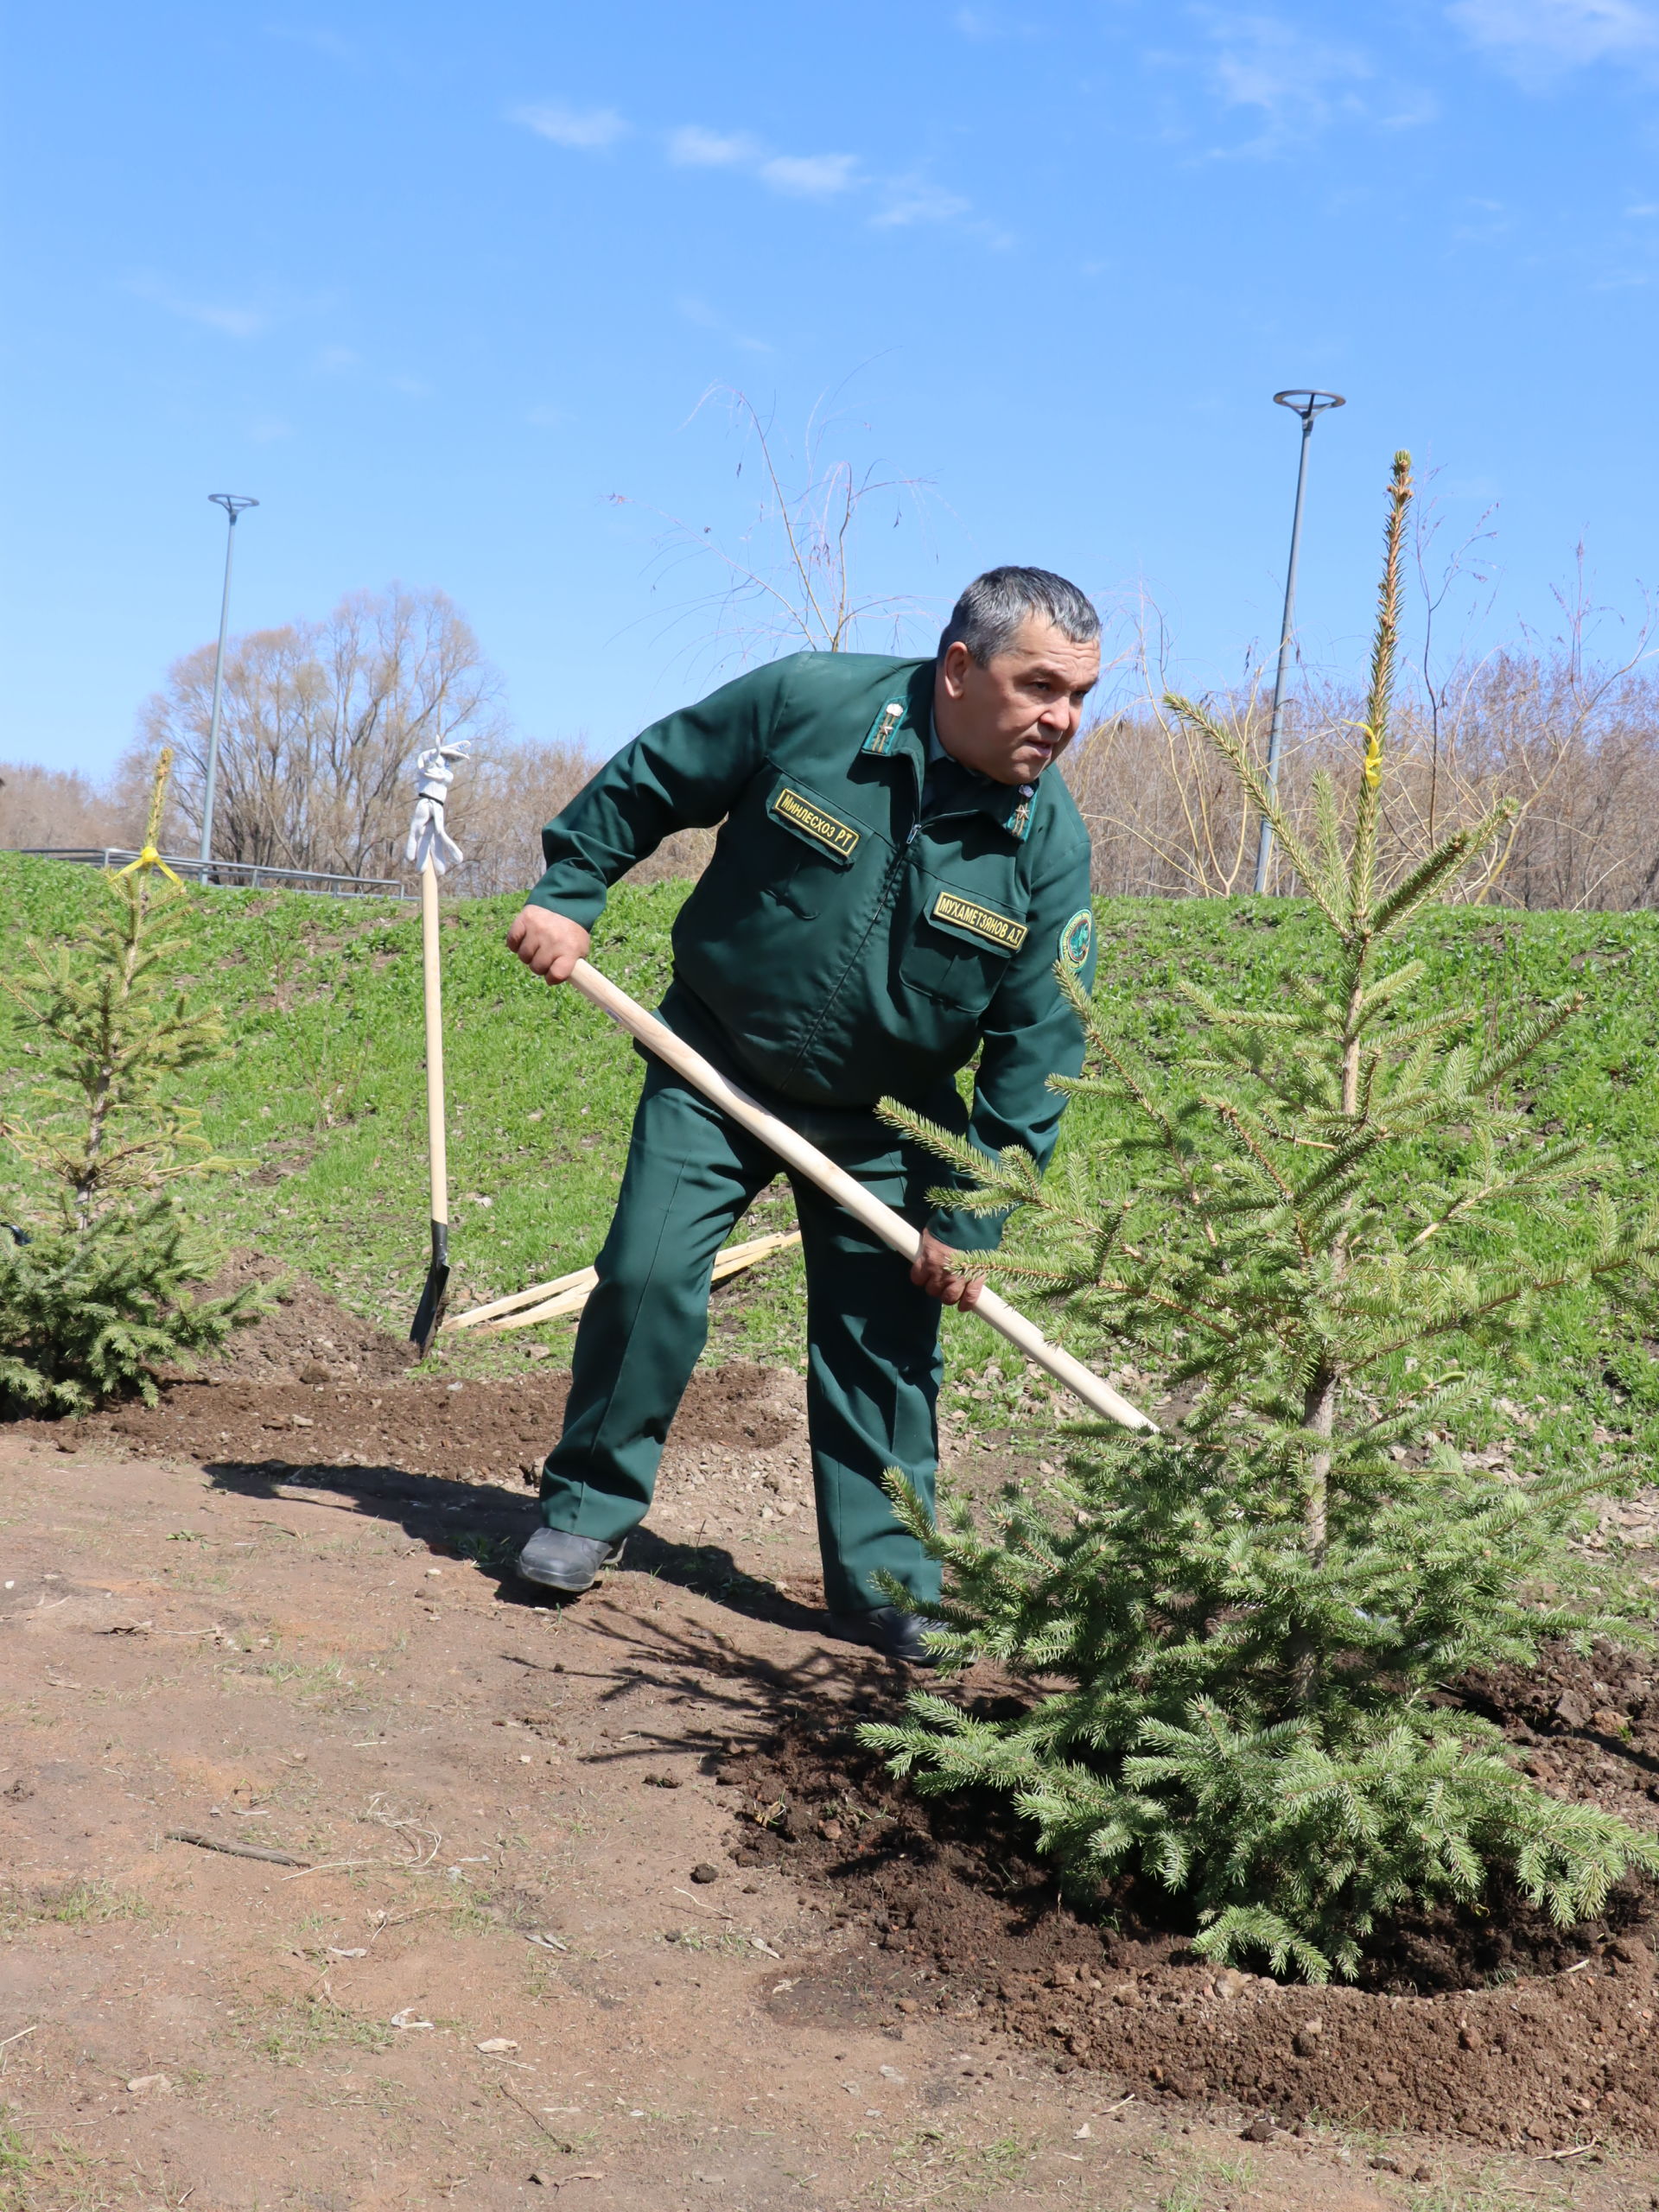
[410,1220,451,1357]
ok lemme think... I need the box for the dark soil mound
[14,1333,798,1491]
[194,1251,414,1382]
[715,1656,1659,2152]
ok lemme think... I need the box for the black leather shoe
[516,1529,625,1594]
[829,1605,940,1667]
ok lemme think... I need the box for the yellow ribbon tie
[1362,731,1383,791]
[115,843,184,886]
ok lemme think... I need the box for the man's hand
[506,905,591,984]
[911,1230,983,1311]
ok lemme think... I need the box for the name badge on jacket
[771,786,861,858]
[931,891,1028,952]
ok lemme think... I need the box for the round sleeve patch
[1058,909,1093,971]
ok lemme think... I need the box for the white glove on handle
[406,738,470,874]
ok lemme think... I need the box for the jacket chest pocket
[758,777,863,918]
[906,885,1027,1007]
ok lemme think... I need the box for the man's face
[933,616,1101,786]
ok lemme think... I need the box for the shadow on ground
[200,1455,834,1637]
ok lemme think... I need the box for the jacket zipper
[782,791,1003,1084]
[783,778,926,1082]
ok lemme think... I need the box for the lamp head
[1272,390,1345,424]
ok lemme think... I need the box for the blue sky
[3,0,1657,776]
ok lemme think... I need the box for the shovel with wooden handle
[406,737,469,1355]
[566,957,1154,1433]
[409,850,451,1355]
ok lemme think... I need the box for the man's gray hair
[938,566,1100,664]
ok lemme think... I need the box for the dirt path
[2,1411,1656,2211]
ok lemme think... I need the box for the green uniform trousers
[538,1058,945,1615]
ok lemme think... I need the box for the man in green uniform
[505,567,1099,1661]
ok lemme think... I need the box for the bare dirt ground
[3,1295,1659,2209]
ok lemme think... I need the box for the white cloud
[874,178,974,227]
[952,4,1040,36]
[757,152,861,197]
[264,23,358,63]
[511,100,629,149]
[182,301,270,339]
[1376,87,1443,127]
[676,295,773,353]
[125,275,270,338]
[665,128,876,211]
[1203,14,1376,147]
[518,106,968,231]
[1447,0,1659,75]
[666,124,761,167]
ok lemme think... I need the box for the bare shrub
[1064,651,1659,912]
[1063,703,1262,897]
[630,824,719,886]
[444,736,594,897]
[611,385,937,677]
[0,762,130,852]
[442,736,715,897]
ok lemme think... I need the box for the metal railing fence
[10,849,410,899]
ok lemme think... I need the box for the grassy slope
[0,858,806,1374]
[3,857,1656,1470]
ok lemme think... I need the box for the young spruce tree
[868,455,1659,1982]
[0,752,259,1414]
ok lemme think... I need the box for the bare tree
[127,585,508,880]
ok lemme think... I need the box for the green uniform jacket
[527,652,1096,1251]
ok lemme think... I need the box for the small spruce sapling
[0,752,259,1414]
[867,454,1659,1982]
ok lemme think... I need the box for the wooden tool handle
[420,857,448,1229]
[567,958,1154,1433]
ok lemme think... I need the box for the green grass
[662,1925,756,1956]
[0,1879,151,1931]
[3,856,1657,1472]
[1407,2177,1574,2212]
[246,1993,397,2064]
[231,1652,359,1703]
[886,2128,1033,2199]
[1147,2150,1264,2210]
[0,2111,33,2206]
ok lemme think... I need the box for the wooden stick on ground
[443,1263,598,1332]
[443,1230,802,1334]
[165,1829,310,1868]
[566,958,1154,1433]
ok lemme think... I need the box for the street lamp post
[1253,391,1344,896]
[199,493,259,866]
